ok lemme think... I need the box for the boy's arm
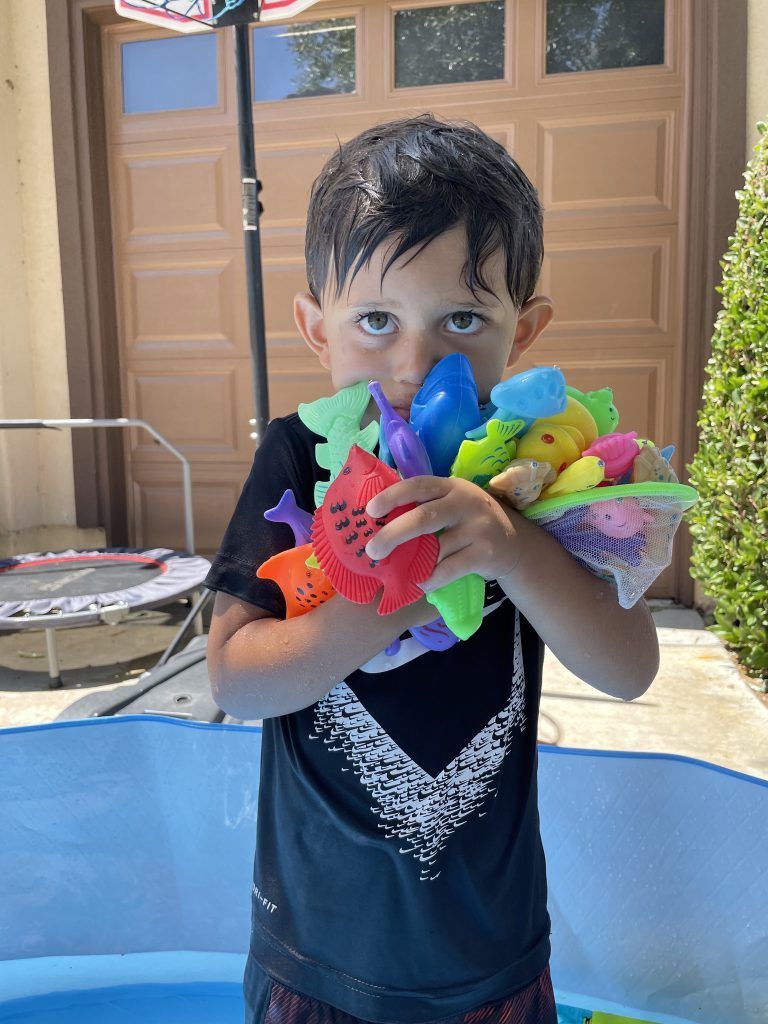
[494,511,658,701]
[208,589,437,721]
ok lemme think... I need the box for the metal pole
[234,23,270,445]
[44,629,62,689]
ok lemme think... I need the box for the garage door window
[252,17,356,100]
[121,34,218,114]
[546,0,665,75]
[394,1,505,89]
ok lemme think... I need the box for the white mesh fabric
[526,494,691,608]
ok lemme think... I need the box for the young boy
[206,114,659,1024]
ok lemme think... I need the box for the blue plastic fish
[467,366,567,441]
[410,354,482,477]
[264,489,313,546]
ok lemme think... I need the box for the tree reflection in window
[252,17,355,101]
[546,0,665,75]
[395,2,505,89]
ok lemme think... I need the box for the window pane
[546,0,665,75]
[252,17,356,101]
[122,34,218,114]
[395,1,505,89]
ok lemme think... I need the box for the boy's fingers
[366,501,453,561]
[366,476,452,518]
[420,549,481,593]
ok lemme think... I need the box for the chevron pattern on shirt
[312,611,526,881]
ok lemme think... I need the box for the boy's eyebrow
[348,296,500,309]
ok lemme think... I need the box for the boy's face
[294,224,553,419]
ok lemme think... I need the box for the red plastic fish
[311,445,439,615]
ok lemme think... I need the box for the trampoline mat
[0,548,210,621]
[0,555,164,600]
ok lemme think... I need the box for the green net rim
[521,482,699,520]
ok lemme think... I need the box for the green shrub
[688,121,768,684]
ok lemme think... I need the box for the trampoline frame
[0,419,204,686]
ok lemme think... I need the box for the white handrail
[0,418,195,554]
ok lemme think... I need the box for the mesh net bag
[522,483,699,608]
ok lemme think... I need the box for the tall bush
[688,122,768,684]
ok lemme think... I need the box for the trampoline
[0,419,210,687]
[0,717,765,1024]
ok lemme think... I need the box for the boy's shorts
[244,959,557,1024]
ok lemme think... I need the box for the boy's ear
[507,295,554,367]
[294,291,331,370]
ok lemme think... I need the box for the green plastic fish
[426,573,486,642]
[565,385,619,437]
[424,423,520,640]
[298,381,379,507]
[450,419,522,488]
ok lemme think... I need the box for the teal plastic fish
[298,381,380,507]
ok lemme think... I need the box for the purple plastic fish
[264,489,313,546]
[410,617,460,652]
[368,381,432,478]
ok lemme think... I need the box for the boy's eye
[355,311,395,335]
[447,311,486,333]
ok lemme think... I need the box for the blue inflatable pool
[0,717,765,1024]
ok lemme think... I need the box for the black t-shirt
[205,414,551,1023]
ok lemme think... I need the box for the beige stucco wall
[0,0,104,557]
[747,0,768,158]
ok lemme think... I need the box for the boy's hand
[364,476,521,591]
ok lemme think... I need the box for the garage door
[103,0,688,594]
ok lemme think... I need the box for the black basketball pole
[234,22,270,444]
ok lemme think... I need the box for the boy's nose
[391,334,437,387]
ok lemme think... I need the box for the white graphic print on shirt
[312,611,526,881]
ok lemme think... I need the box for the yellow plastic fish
[544,396,599,447]
[517,422,584,474]
[540,456,605,499]
[450,419,522,488]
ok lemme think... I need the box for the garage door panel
[121,254,247,357]
[126,361,254,459]
[114,137,240,251]
[540,235,672,337]
[131,468,247,553]
[538,110,676,223]
[533,0,682,88]
[256,143,345,230]
[104,24,234,145]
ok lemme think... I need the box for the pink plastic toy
[583,431,640,479]
[586,497,654,539]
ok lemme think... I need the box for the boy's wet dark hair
[305,113,544,311]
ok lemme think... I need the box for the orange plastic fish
[311,445,439,615]
[257,542,336,617]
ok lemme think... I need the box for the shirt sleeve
[204,417,318,617]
